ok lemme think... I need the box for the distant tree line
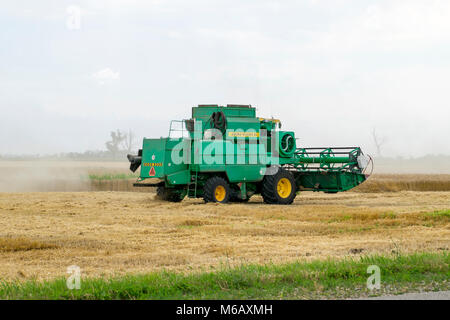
[0,129,138,161]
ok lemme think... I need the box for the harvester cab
[128,104,371,204]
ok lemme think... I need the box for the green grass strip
[0,251,448,299]
[424,209,450,219]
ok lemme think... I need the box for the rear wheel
[203,176,231,203]
[156,186,185,202]
[261,168,297,205]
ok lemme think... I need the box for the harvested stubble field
[0,190,448,282]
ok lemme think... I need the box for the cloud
[306,1,450,53]
[92,68,120,85]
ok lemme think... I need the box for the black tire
[203,176,231,203]
[156,186,165,199]
[156,186,185,202]
[261,168,297,205]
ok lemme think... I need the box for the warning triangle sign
[149,166,156,176]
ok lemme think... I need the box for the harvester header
[127,104,371,204]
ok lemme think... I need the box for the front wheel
[261,168,297,205]
[203,176,231,203]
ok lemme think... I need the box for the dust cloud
[0,161,128,192]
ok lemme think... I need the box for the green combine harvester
[127,104,371,204]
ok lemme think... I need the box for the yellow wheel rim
[215,185,226,202]
[277,178,292,198]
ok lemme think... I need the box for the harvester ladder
[187,165,199,198]
[194,168,198,198]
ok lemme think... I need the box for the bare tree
[372,128,387,157]
[121,129,136,153]
[106,130,127,158]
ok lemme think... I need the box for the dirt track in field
[0,191,449,281]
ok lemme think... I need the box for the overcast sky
[0,0,449,157]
